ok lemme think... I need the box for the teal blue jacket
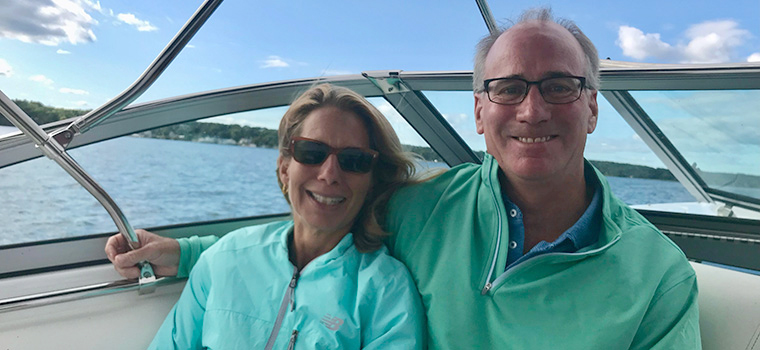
[152,221,425,349]
[385,154,700,349]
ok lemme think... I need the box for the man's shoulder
[391,162,484,210]
[605,193,681,250]
[603,197,694,281]
[384,161,497,258]
[406,161,481,187]
[593,169,693,276]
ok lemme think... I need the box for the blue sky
[1,0,758,173]
[2,0,758,109]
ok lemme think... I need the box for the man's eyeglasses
[290,137,378,174]
[483,76,587,105]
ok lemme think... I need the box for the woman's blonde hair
[276,83,417,252]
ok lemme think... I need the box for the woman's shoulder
[209,220,292,254]
[354,245,415,287]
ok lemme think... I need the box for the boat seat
[691,262,760,350]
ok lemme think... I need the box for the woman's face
[279,106,374,237]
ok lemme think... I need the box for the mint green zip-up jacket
[384,154,700,349]
[152,221,425,349]
[174,155,701,349]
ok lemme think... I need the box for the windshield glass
[1,1,759,246]
[631,90,760,201]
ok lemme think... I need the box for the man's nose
[515,86,551,124]
[317,153,342,184]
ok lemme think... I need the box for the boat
[0,1,758,349]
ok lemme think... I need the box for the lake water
[0,137,695,246]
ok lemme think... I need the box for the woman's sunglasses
[290,137,378,174]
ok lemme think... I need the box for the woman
[127,84,424,349]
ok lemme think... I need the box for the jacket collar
[480,153,623,247]
[277,221,356,270]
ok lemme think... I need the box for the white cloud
[682,20,750,63]
[57,49,71,54]
[186,44,196,49]
[116,13,157,32]
[59,87,89,95]
[260,55,289,68]
[30,74,54,86]
[0,58,13,77]
[74,100,89,106]
[0,1,163,45]
[83,0,102,13]
[617,26,674,60]
[0,0,98,46]
[748,53,760,62]
[617,20,751,63]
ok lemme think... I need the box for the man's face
[474,21,598,184]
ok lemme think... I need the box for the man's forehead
[484,21,585,78]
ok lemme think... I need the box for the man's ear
[587,90,599,134]
[474,92,485,135]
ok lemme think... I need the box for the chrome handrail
[0,0,223,287]
[0,277,185,314]
[0,91,157,283]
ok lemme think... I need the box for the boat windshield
[631,90,760,202]
[1,0,759,249]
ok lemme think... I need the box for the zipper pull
[481,282,492,295]
[287,330,298,350]
[289,268,299,311]
[289,269,299,288]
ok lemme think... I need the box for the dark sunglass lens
[293,140,328,165]
[338,149,374,173]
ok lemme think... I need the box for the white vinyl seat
[691,262,760,350]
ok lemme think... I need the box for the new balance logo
[320,314,344,331]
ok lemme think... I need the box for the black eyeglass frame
[289,136,379,174]
[483,76,587,105]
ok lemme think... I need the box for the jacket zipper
[481,159,503,295]
[264,266,300,350]
[287,330,299,350]
[479,157,624,295]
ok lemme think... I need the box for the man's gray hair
[472,8,600,92]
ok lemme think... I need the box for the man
[107,8,701,349]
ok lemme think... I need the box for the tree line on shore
[0,99,707,182]
[0,100,89,126]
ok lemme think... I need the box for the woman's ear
[278,157,290,189]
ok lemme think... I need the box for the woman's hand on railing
[105,229,180,279]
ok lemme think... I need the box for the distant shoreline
[133,129,679,182]
[4,99,757,187]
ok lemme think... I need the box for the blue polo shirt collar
[503,166,603,270]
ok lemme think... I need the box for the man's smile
[514,135,556,144]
